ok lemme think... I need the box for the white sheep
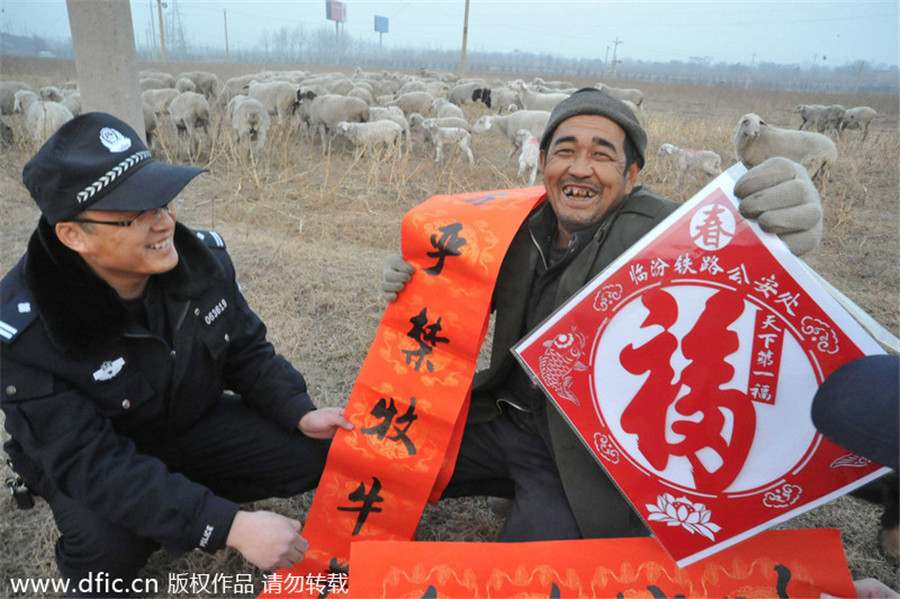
[429,97,465,120]
[817,104,846,134]
[229,95,271,152]
[0,81,33,114]
[408,113,470,153]
[472,109,551,166]
[420,118,474,164]
[515,129,541,186]
[297,92,369,148]
[839,106,877,142]
[386,91,436,117]
[175,77,198,94]
[595,83,645,107]
[142,101,157,148]
[0,110,13,146]
[335,120,404,159]
[139,77,172,92]
[657,143,722,187]
[62,91,82,117]
[169,91,211,156]
[139,70,176,87]
[141,88,180,116]
[369,105,412,152]
[247,80,300,126]
[793,104,825,130]
[13,90,74,145]
[39,86,65,102]
[177,70,219,101]
[511,80,569,112]
[734,113,838,180]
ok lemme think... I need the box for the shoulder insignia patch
[193,230,226,249]
[0,290,38,344]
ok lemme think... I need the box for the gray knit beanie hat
[540,87,647,168]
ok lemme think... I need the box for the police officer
[0,113,353,596]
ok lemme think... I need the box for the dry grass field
[1,57,898,597]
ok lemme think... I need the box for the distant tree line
[2,28,897,94]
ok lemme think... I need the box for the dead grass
[0,60,897,596]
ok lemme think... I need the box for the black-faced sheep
[335,120,404,159]
[657,143,722,187]
[447,80,488,106]
[473,86,521,114]
[839,106,877,142]
[13,90,74,145]
[734,113,837,181]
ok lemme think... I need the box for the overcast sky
[1,1,898,68]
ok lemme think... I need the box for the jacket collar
[24,218,226,355]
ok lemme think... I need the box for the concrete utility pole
[223,8,230,61]
[157,0,167,62]
[611,36,623,78]
[66,0,145,140]
[460,0,470,75]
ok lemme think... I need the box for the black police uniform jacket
[0,219,317,555]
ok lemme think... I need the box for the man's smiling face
[540,114,640,247]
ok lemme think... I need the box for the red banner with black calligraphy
[513,164,890,567]
[347,529,855,598]
[260,188,546,597]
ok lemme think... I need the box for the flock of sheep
[0,65,879,190]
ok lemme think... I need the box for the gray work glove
[733,157,823,257]
[381,253,415,302]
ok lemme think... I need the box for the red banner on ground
[260,188,545,597]
[348,529,855,598]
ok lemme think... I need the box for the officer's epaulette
[0,290,38,345]
[193,230,226,249]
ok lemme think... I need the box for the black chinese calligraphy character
[775,564,791,599]
[316,557,350,599]
[425,222,466,275]
[403,308,449,372]
[463,192,508,206]
[360,397,418,455]
[420,585,438,599]
[337,477,384,535]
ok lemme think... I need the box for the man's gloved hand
[733,157,823,256]
[381,254,415,302]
